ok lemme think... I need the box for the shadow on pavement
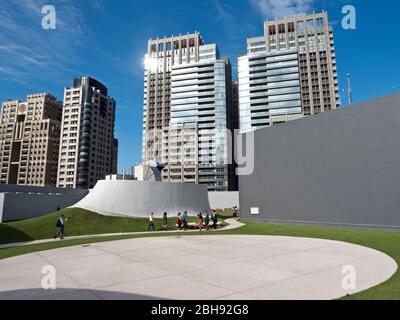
[0,288,165,300]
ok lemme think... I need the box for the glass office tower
[238,12,340,133]
[142,33,235,191]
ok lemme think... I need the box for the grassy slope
[0,208,229,245]
[0,208,167,244]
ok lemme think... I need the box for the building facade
[238,12,340,133]
[0,93,62,186]
[142,33,235,191]
[57,77,116,189]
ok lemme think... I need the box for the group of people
[176,211,189,230]
[147,210,219,232]
[195,210,218,231]
[53,205,236,240]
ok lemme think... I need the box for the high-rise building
[0,93,62,186]
[238,12,340,133]
[142,33,235,191]
[57,77,116,189]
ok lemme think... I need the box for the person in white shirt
[148,212,155,231]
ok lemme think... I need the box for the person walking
[161,212,168,231]
[196,212,204,231]
[176,212,182,230]
[204,211,210,231]
[183,211,189,230]
[148,212,156,231]
[232,206,238,218]
[212,210,218,229]
[54,214,67,240]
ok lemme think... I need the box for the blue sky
[0,0,399,171]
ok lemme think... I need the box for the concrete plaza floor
[0,235,397,300]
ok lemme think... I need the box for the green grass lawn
[0,208,228,245]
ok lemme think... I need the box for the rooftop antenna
[347,73,353,105]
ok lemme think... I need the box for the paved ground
[0,218,244,250]
[0,235,397,300]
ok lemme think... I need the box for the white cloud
[250,0,315,19]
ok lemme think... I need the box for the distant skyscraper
[57,77,116,189]
[142,33,235,191]
[0,93,62,186]
[238,12,340,133]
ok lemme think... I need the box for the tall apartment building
[238,11,340,133]
[0,94,62,186]
[142,33,235,191]
[57,77,117,189]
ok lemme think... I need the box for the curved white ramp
[72,180,211,218]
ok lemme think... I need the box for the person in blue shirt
[183,211,189,230]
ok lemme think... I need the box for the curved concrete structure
[0,235,396,300]
[73,180,211,218]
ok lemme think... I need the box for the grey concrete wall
[208,192,239,209]
[0,184,88,195]
[0,192,88,222]
[0,185,89,222]
[239,93,400,231]
[73,180,212,218]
